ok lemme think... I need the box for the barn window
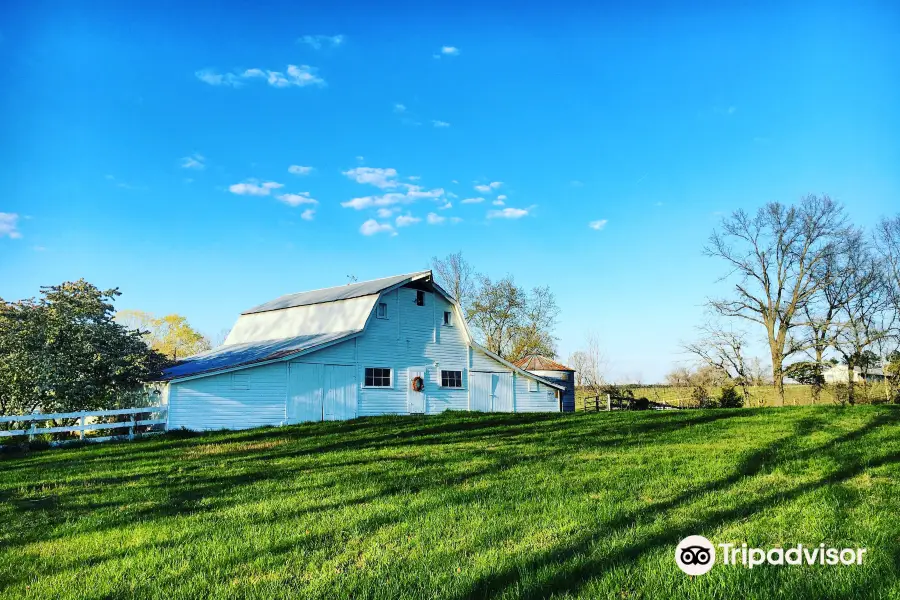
[376,302,388,319]
[443,311,452,326]
[232,373,250,390]
[415,290,425,306]
[364,367,392,387]
[528,378,538,392]
[441,370,463,388]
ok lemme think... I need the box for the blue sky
[1,1,898,381]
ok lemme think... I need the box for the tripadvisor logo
[675,535,716,575]
[675,536,868,575]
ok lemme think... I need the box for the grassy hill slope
[2,407,900,599]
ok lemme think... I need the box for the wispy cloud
[105,174,146,191]
[298,34,344,49]
[180,153,205,170]
[342,167,399,189]
[396,214,421,227]
[488,207,529,219]
[197,65,325,88]
[474,181,502,193]
[461,197,485,204]
[438,201,452,210]
[427,212,446,224]
[300,208,316,221]
[431,120,450,128]
[229,180,284,196]
[341,186,444,210]
[570,180,584,188]
[440,46,459,56]
[492,199,505,206]
[0,212,22,239]
[393,103,406,113]
[360,219,395,236]
[277,192,318,206]
[288,165,314,175]
[376,208,396,218]
[588,219,608,230]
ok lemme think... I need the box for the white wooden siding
[168,362,287,430]
[470,346,512,372]
[514,374,558,412]
[356,287,470,416]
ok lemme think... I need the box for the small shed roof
[243,271,431,314]
[160,330,357,381]
[514,355,574,372]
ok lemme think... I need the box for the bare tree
[706,195,848,406]
[568,332,608,402]
[875,214,900,316]
[467,275,525,358]
[431,252,477,310]
[801,228,866,402]
[830,248,895,404]
[682,322,755,406]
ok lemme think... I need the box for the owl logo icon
[675,535,716,575]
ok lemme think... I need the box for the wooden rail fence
[0,407,167,444]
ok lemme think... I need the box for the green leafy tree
[0,280,168,416]
[784,361,825,386]
[115,309,211,360]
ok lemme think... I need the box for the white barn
[159,271,565,430]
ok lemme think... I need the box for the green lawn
[2,407,899,599]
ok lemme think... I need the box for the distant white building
[158,271,565,430]
[822,364,889,384]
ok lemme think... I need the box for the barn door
[470,372,493,412]
[323,365,358,421]
[407,367,427,414]
[287,363,324,423]
[493,373,514,412]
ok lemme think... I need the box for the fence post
[129,415,135,441]
[607,394,611,412]
[28,422,36,442]
[79,415,85,440]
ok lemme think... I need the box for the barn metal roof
[514,355,574,372]
[242,271,432,314]
[160,330,358,381]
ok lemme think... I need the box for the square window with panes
[441,370,463,388]
[364,367,392,387]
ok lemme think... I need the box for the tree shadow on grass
[454,410,900,599]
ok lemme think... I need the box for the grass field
[576,384,895,409]
[2,407,900,599]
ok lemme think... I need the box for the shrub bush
[718,386,744,409]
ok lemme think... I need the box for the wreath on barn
[411,376,425,392]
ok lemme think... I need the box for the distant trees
[568,332,608,400]
[431,253,560,361]
[0,281,168,416]
[115,310,211,360]
[682,322,754,405]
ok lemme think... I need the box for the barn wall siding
[514,375,559,412]
[168,362,287,430]
[356,287,470,416]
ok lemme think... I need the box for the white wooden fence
[0,407,167,444]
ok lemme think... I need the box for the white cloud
[342,167,399,189]
[432,120,450,128]
[488,207,529,219]
[197,65,324,88]
[474,182,502,194]
[490,181,503,189]
[492,199,505,206]
[461,197,485,204]
[288,165,313,175]
[360,219,395,236]
[450,217,463,223]
[229,180,284,196]
[277,192,318,206]
[438,201,452,210]
[396,214,421,227]
[427,212,445,224]
[394,103,406,113]
[408,175,421,181]
[180,153,205,170]
[301,208,315,221]
[376,208,395,218]
[474,184,491,193]
[441,46,460,56]
[404,186,444,200]
[298,34,344,49]
[0,212,22,239]
[588,219,608,230]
